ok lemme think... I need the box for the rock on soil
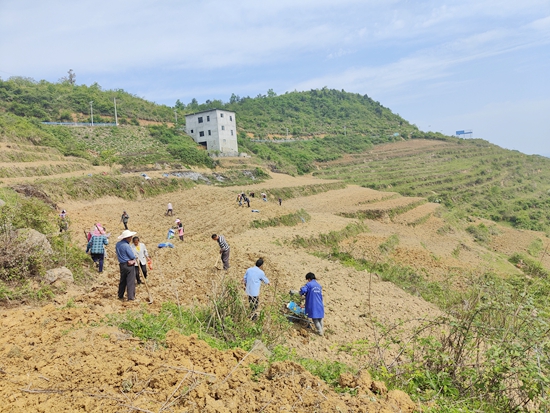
[44,266,74,286]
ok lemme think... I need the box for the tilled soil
[1,171,546,412]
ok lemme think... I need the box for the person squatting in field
[300,272,325,336]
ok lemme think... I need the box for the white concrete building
[185,109,238,154]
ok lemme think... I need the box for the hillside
[2,166,550,411]
[1,78,428,173]
[314,139,550,231]
[2,76,550,230]
[0,76,174,124]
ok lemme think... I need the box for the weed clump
[251,209,310,229]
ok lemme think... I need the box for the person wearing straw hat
[116,229,138,301]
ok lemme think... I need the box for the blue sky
[1,0,549,155]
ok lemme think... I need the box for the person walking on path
[212,234,230,270]
[86,231,109,273]
[278,198,282,206]
[116,230,137,301]
[131,236,149,285]
[175,219,184,241]
[243,258,269,319]
[166,203,173,216]
[300,272,325,336]
[120,211,130,230]
[244,195,250,208]
[59,210,69,232]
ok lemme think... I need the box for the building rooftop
[184,108,235,117]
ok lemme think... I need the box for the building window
[208,130,211,136]
[190,129,194,133]
[199,131,205,137]
[231,130,234,136]
[198,117,203,123]
[221,125,225,130]
[230,115,233,121]
[220,113,224,118]
[207,116,210,121]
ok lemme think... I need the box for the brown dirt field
[1,167,548,412]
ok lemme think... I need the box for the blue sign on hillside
[456,129,473,137]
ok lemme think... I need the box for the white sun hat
[118,230,137,240]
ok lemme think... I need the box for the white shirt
[131,242,149,265]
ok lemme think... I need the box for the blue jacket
[300,279,324,319]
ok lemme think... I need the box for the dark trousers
[135,263,147,284]
[91,253,104,273]
[123,221,128,230]
[221,248,230,270]
[118,263,136,300]
[248,296,259,312]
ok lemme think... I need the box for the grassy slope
[314,138,550,231]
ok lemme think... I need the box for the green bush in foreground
[313,247,550,411]
[107,278,289,351]
[0,188,92,300]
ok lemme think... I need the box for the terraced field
[0,143,101,181]
[314,139,550,231]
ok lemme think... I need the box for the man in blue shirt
[300,272,324,336]
[115,230,137,301]
[243,258,269,319]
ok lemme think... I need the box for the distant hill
[0,78,440,173]
[0,76,174,124]
[3,76,550,230]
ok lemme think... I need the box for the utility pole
[89,101,94,126]
[174,109,178,125]
[114,98,118,126]
[344,125,346,137]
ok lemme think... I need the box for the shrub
[466,223,491,243]
[251,209,310,228]
[108,277,289,351]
